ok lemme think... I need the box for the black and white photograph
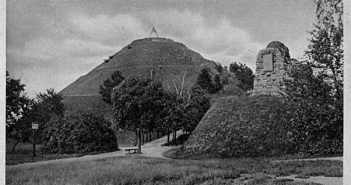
[3,0,347,184]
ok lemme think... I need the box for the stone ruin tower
[249,41,291,96]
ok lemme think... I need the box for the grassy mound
[60,37,232,116]
[184,95,295,157]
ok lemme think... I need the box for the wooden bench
[125,148,139,154]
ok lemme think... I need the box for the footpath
[7,132,343,185]
[7,131,182,169]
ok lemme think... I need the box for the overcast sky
[6,0,316,97]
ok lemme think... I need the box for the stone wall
[249,41,290,96]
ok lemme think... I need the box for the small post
[32,123,39,157]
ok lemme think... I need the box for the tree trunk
[167,132,170,144]
[137,128,142,153]
[134,130,138,146]
[11,141,19,152]
[174,131,177,140]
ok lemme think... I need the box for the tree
[285,62,333,104]
[213,74,223,93]
[306,0,343,101]
[31,89,66,141]
[215,63,223,73]
[6,71,29,126]
[182,85,211,133]
[196,68,214,93]
[229,62,254,91]
[7,99,33,152]
[112,76,170,153]
[6,71,32,151]
[99,70,125,104]
[282,0,344,155]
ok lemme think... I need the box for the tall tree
[229,62,254,91]
[306,0,343,101]
[6,71,28,126]
[285,62,333,104]
[112,76,170,153]
[182,85,211,133]
[6,71,32,151]
[283,0,344,155]
[196,68,214,93]
[99,70,125,104]
[31,89,66,140]
[213,74,223,93]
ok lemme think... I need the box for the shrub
[288,99,343,155]
[185,95,296,157]
[42,110,118,154]
[185,95,342,157]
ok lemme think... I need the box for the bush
[185,95,296,157]
[42,110,118,154]
[185,95,343,157]
[288,99,343,155]
[162,134,190,146]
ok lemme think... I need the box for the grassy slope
[60,37,221,97]
[60,37,228,118]
[184,95,292,157]
[6,156,342,185]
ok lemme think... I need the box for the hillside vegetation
[60,38,234,117]
[184,95,295,157]
[184,93,342,158]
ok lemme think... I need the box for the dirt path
[270,157,343,185]
[272,156,343,163]
[7,131,182,169]
[7,132,343,185]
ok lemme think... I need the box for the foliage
[213,74,223,93]
[112,75,210,150]
[185,96,297,157]
[215,62,223,73]
[288,99,343,155]
[196,68,222,94]
[306,0,343,101]
[112,76,168,131]
[196,68,214,93]
[99,70,125,104]
[112,76,173,151]
[6,71,29,126]
[6,71,33,151]
[30,89,66,141]
[285,63,342,155]
[282,0,343,156]
[185,91,343,157]
[182,86,211,133]
[42,110,118,154]
[162,134,190,146]
[6,100,34,152]
[229,62,254,91]
[156,93,184,134]
[285,63,333,104]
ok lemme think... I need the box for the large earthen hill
[60,37,225,118]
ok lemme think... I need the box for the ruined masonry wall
[251,47,288,96]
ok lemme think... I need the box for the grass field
[6,155,342,185]
[6,142,82,165]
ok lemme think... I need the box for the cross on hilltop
[149,27,159,37]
